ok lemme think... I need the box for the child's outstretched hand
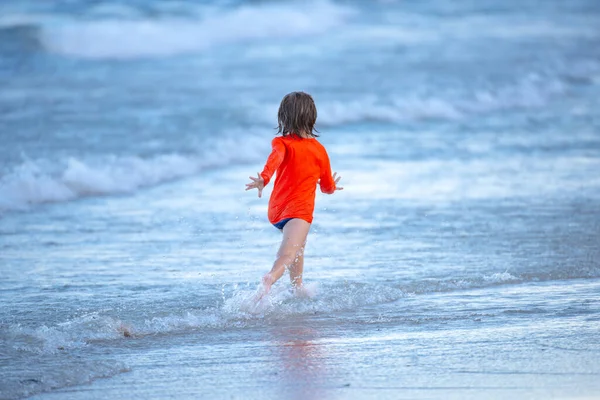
[245,173,265,198]
[333,172,344,191]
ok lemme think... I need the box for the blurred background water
[1,0,599,399]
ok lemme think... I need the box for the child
[245,91,342,298]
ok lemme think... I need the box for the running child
[245,91,342,298]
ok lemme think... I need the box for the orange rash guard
[260,135,336,224]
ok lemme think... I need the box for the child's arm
[245,138,286,198]
[319,151,343,194]
[260,138,285,186]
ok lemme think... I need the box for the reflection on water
[271,325,327,400]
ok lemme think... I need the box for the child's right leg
[262,218,310,294]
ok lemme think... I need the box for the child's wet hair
[277,91,318,138]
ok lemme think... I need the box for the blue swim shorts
[273,218,293,230]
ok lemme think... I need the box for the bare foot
[250,273,274,304]
[293,284,310,298]
[261,273,274,295]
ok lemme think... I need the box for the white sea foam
[251,96,464,127]
[444,16,599,40]
[365,13,598,43]
[222,281,407,318]
[484,272,519,283]
[319,97,463,125]
[3,318,128,399]
[0,357,128,400]
[39,1,354,59]
[4,282,404,357]
[339,152,600,203]
[250,76,565,128]
[0,135,266,212]
[401,273,523,295]
[8,314,128,354]
[2,274,526,354]
[0,154,196,211]
[4,271,587,361]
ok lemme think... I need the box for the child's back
[245,91,342,299]
[263,135,336,226]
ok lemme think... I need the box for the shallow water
[1,0,600,399]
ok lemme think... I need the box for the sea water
[1,0,599,399]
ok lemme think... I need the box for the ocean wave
[2,272,595,399]
[4,270,595,357]
[0,136,265,212]
[443,15,599,40]
[1,313,130,399]
[2,273,520,351]
[250,95,463,126]
[6,314,130,354]
[250,76,566,127]
[0,358,128,400]
[403,273,521,294]
[354,12,599,45]
[0,154,198,211]
[35,1,353,59]
[317,96,463,125]
[1,282,404,356]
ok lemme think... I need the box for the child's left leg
[262,219,310,295]
[289,249,304,288]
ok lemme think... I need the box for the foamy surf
[36,1,355,59]
[4,270,592,356]
[4,281,396,356]
[0,358,129,400]
[0,155,200,211]
[233,283,320,315]
[249,75,567,127]
[0,133,266,212]
[6,314,137,355]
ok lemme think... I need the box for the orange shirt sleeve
[260,138,286,186]
[319,149,336,194]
